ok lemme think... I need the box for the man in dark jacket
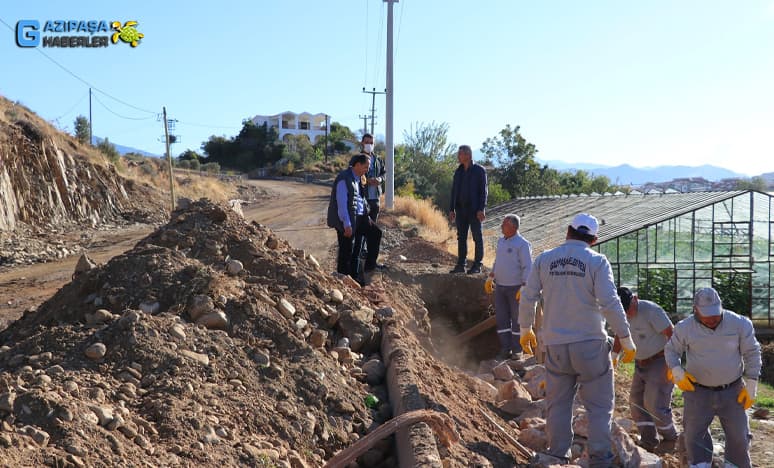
[327,154,382,284]
[449,145,488,274]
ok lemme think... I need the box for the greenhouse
[486,190,774,332]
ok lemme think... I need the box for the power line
[395,0,406,60]
[0,17,156,116]
[92,93,156,121]
[372,3,386,89]
[51,91,89,121]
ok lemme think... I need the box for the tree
[74,115,90,145]
[481,124,542,198]
[324,122,357,154]
[97,137,119,163]
[395,121,458,209]
[736,177,768,192]
[201,121,284,172]
[178,149,201,161]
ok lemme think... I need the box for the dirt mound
[0,200,391,467]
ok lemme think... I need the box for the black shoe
[466,263,482,274]
[495,350,512,361]
[450,265,466,274]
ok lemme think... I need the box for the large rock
[496,379,532,403]
[188,295,215,321]
[337,307,378,352]
[518,427,547,452]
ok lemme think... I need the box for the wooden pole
[163,107,175,212]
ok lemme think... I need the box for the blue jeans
[455,211,483,267]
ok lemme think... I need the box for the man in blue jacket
[449,145,488,274]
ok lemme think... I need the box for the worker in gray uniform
[484,213,532,360]
[665,287,761,468]
[614,287,677,451]
[518,213,636,467]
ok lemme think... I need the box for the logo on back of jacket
[549,257,586,277]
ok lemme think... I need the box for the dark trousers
[336,215,382,280]
[355,215,382,273]
[367,199,380,223]
[455,211,483,267]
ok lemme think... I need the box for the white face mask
[363,143,374,153]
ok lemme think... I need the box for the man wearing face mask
[665,287,761,468]
[361,133,385,223]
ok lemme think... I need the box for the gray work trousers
[631,356,677,445]
[682,379,751,468]
[494,284,521,352]
[545,339,614,468]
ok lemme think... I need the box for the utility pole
[163,107,175,212]
[358,114,369,136]
[324,114,329,164]
[384,0,398,209]
[362,87,386,136]
[88,88,93,145]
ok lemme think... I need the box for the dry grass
[392,196,454,243]
[390,195,498,266]
[119,158,236,203]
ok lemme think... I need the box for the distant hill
[549,163,745,186]
[92,136,160,157]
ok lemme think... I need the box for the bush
[189,159,201,171]
[97,138,120,164]
[201,162,220,173]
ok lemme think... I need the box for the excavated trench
[415,273,500,369]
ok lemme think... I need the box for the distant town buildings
[250,111,329,143]
[636,176,771,193]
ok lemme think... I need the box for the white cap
[570,213,599,236]
[694,287,723,316]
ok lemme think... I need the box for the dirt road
[0,180,334,326]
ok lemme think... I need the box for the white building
[250,111,329,143]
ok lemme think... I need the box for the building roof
[484,190,750,255]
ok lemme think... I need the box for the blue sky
[1,1,773,176]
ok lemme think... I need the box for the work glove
[520,327,537,356]
[737,379,758,410]
[515,289,521,301]
[670,367,697,392]
[484,277,494,295]
[619,335,637,364]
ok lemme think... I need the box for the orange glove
[670,367,696,392]
[515,289,521,301]
[484,277,494,295]
[520,327,537,355]
[619,335,636,364]
[737,379,757,410]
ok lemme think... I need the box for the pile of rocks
[469,356,664,467]
[0,200,397,467]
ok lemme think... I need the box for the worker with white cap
[519,213,635,467]
[664,287,761,468]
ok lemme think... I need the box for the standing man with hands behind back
[449,145,488,274]
[361,133,385,222]
[518,213,636,467]
[665,287,761,468]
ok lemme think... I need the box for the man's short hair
[504,214,520,229]
[458,145,472,157]
[617,287,634,310]
[361,133,373,142]
[349,153,368,166]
